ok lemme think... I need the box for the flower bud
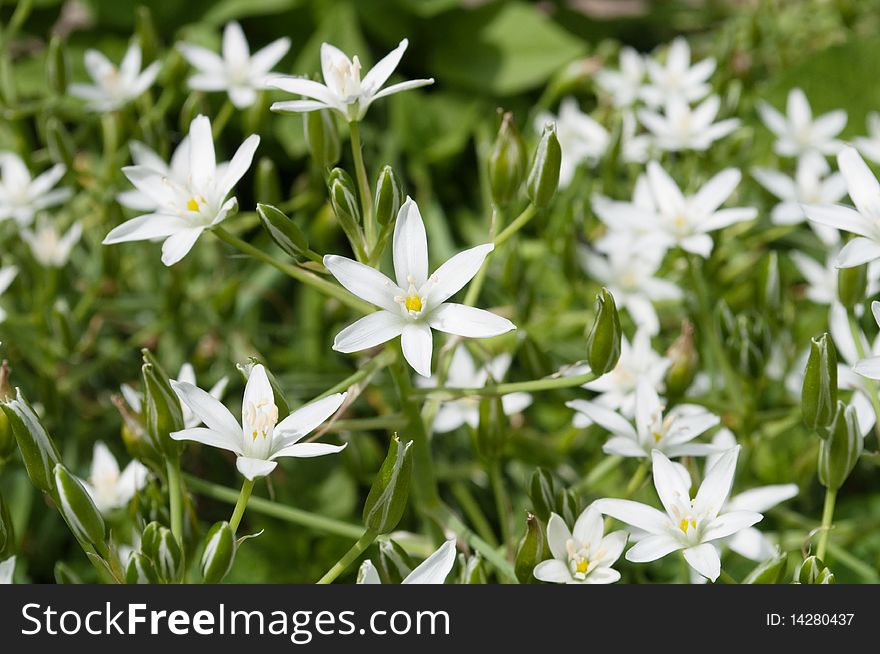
[304,108,341,169]
[54,463,106,552]
[528,468,555,523]
[376,539,414,584]
[126,552,159,584]
[459,554,487,584]
[515,512,546,584]
[140,523,182,584]
[802,334,838,434]
[526,122,561,208]
[257,203,309,260]
[328,168,365,251]
[200,521,236,584]
[362,436,413,534]
[743,551,788,584]
[664,321,698,400]
[135,7,160,63]
[555,489,579,528]
[489,112,527,207]
[254,157,282,206]
[795,556,835,584]
[756,250,781,312]
[141,350,184,457]
[818,401,863,491]
[0,491,14,558]
[586,288,621,376]
[837,263,868,310]
[1,389,61,493]
[374,165,403,227]
[46,35,68,95]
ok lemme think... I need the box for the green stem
[323,415,407,433]
[317,529,377,584]
[184,474,363,539]
[450,482,499,548]
[493,204,537,247]
[816,488,837,561]
[212,226,373,314]
[572,455,623,493]
[489,461,512,556]
[166,459,184,544]
[349,121,375,251]
[317,347,397,399]
[413,371,597,400]
[434,504,517,582]
[228,478,254,533]
[846,310,880,442]
[212,100,235,139]
[624,461,650,498]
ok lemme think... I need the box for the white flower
[418,346,531,433]
[854,112,880,164]
[83,441,150,514]
[20,220,82,268]
[705,430,798,562]
[358,539,456,584]
[171,364,347,480]
[268,39,433,122]
[535,97,609,187]
[595,47,646,108]
[642,160,757,257]
[640,37,715,107]
[578,329,671,417]
[69,42,160,112]
[595,447,762,582]
[757,88,846,157]
[533,508,626,584]
[828,302,880,436]
[117,140,193,211]
[173,363,228,429]
[752,152,847,245]
[567,380,719,460]
[0,556,14,584]
[103,114,259,266]
[620,110,652,164]
[0,153,71,227]
[178,21,291,109]
[592,174,659,248]
[849,301,880,381]
[804,147,880,268]
[0,265,17,323]
[790,250,879,307]
[638,95,739,152]
[578,241,682,334]
[323,198,515,377]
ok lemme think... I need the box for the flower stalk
[317,529,378,584]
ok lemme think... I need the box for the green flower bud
[46,35,68,95]
[528,468,555,523]
[586,288,622,376]
[526,122,561,208]
[489,112,527,207]
[837,263,868,310]
[664,321,698,400]
[802,334,838,434]
[757,250,781,312]
[459,554,487,584]
[328,168,365,251]
[818,401,863,491]
[141,350,184,457]
[0,491,14,558]
[794,556,835,584]
[257,203,309,260]
[362,436,413,534]
[555,489,579,528]
[154,527,183,584]
[54,561,82,584]
[743,551,788,584]
[254,158,282,206]
[304,109,340,169]
[135,7,160,63]
[126,552,159,584]
[1,389,61,493]
[376,539,414,584]
[374,165,403,227]
[200,521,236,584]
[54,463,106,552]
[515,512,546,584]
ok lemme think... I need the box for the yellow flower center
[186,197,201,212]
[575,558,590,574]
[679,518,697,533]
[405,295,422,313]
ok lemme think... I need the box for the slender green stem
[317,348,397,399]
[323,415,407,432]
[847,310,880,442]
[229,478,255,533]
[413,370,597,400]
[212,226,373,314]
[317,529,378,584]
[450,482,499,548]
[489,461,512,556]
[434,504,517,582]
[493,204,537,247]
[212,100,235,138]
[184,474,363,539]
[816,488,837,561]
[166,459,184,543]
[349,121,375,251]
[624,461,650,498]
[572,455,623,493]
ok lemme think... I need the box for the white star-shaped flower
[69,42,160,112]
[638,95,739,152]
[640,37,716,107]
[535,97,609,187]
[757,88,846,157]
[595,46,646,108]
[0,153,71,227]
[20,220,82,268]
[83,441,150,514]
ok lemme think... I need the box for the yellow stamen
[405,295,422,312]
[679,518,696,533]
[187,197,200,212]
[575,559,590,574]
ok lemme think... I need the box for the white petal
[270,442,347,460]
[836,237,880,268]
[236,456,277,480]
[333,311,405,353]
[219,135,259,196]
[170,427,242,455]
[566,399,637,439]
[683,543,721,581]
[646,161,684,215]
[361,39,408,95]
[171,380,242,445]
[839,146,880,219]
[267,77,339,105]
[103,214,189,244]
[625,533,682,562]
[533,559,571,584]
[853,356,880,379]
[726,484,798,513]
[546,512,573,561]
[90,442,120,481]
[572,506,604,547]
[188,114,216,190]
[177,43,225,73]
[393,198,429,288]
[274,393,347,446]
[242,364,274,427]
[161,228,204,266]
[222,21,250,68]
[593,498,668,534]
[401,322,433,377]
[691,168,741,215]
[803,204,873,238]
[250,37,291,73]
[370,78,434,102]
[358,560,381,584]
[702,510,763,542]
[427,303,515,338]
[323,255,400,312]
[694,446,739,518]
[652,449,693,517]
[403,539,456,584]
[426,244,493,306]
[584,567,621,584]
